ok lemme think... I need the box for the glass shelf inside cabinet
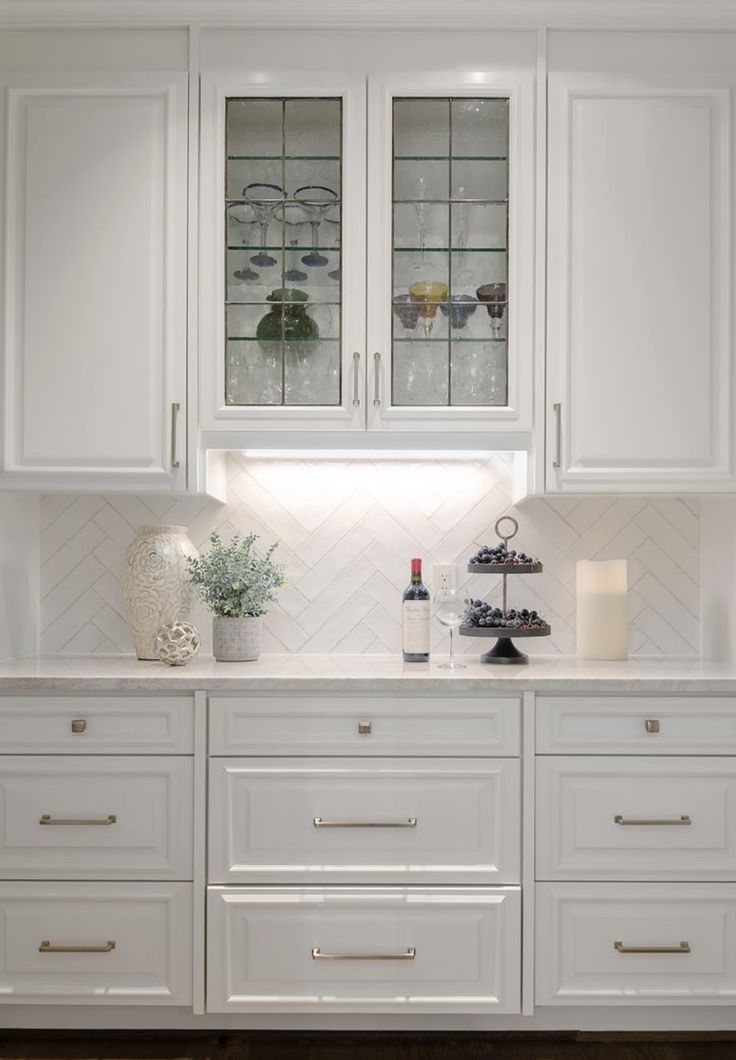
[225,96,343,407]
[391,96,510,408]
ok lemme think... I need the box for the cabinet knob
[71,719,87,734]
[358,720,372,735]
[645,719,660,734]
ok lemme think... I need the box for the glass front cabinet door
[199,70,533,436]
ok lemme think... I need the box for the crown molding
[2,0,736,29]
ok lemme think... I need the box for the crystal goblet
[294,185,338,268]
[242,182,283,268]
[435,589,471,670]
[476,282,507,338]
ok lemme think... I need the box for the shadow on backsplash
[39,453,700,658]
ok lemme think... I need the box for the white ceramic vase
[123,525,198,660]
[212,616,261,662]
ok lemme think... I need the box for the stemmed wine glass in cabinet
[294,185,338,267]
[242,182,283,268]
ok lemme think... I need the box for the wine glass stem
[311,221,320,252]
[449,627,455,668]
[259,221,268,251]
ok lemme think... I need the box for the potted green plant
[187,531,285,661]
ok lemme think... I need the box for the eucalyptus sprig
[187,531,286,618]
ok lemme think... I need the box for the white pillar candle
[576,559,628,660]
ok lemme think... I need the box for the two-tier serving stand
[460,516,551,665]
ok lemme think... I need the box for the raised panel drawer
[536,696,736,755]
[207,886,521,1013]
[209,757,519,884]
[0,696,194,754]
[0,756,193,879]
[0,881,192,1005]
[536,756,736,881]
[209,695,519,757]
[536,882,736,1005]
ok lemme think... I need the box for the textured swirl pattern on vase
[123,525,198,660]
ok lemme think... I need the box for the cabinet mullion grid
[224,96,343,408]
[391,96,510,408]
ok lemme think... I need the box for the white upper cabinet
[0,72,187,490]
[199,72,367,433]
[546,61,734,491]
[367,72,534,433]
[198,31,536,441]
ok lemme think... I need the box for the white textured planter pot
[123,525,198,660]
[212,616,262,662]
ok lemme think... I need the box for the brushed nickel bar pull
[39,814,117,826]
[313,817,417,829]
[645,719,660,734]
[71,719,87,734]
[552,402,562,468]
[614,814,691,826]
[170,402,181,469]
[614,940,690,955]
[352,351,361,407]
[373,352,381,406]
[312,947,416,961]
[40,940,116,954]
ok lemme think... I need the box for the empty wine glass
[435,588,471,670]
[476,282,507,338]
[294,185,338,267]
[227,203,259,282]
[242,182,283,268]
[413,175,428,275]
[409,281,448,339]
[273,202,309,283]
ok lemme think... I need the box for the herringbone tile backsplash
[40,453,701,657]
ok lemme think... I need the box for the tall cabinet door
[199,73,366,434]
[546,74,733,492]
[0,73,187,491]
[367,72,534,433]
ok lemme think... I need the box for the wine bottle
[402,557,430,662]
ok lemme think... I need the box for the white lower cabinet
[0,756,193,879]
[207,886,521,1014]
[536,883,736,1005]
[0,882,193,1005]
[536,756,736,881]
[209,757,520,885]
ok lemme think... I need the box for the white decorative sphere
[154,621,201,667]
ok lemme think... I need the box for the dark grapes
[461,602,549,632]
[468,541,539,566]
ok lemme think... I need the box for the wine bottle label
[403,600,430,654]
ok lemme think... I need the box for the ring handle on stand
[494,515,519,545]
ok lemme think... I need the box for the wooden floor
[0,1033,735,1060]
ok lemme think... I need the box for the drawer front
[209,695,520,757]
[0,756,193,879]
[209,757,519,884]
[536,756,736,880]
[207,886,521,1013]
[0,881,192,1005]
[0,696,194,754]
[537,696,736,755]
[536,882,736,1005]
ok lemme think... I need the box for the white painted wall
[0,494,39,659]
[700,498,736,661]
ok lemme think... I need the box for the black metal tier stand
[459,516,551,666]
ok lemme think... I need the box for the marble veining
[0,654,735,693]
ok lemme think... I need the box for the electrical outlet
[433,564,455,594]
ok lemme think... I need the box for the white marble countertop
[0,654,735,692]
